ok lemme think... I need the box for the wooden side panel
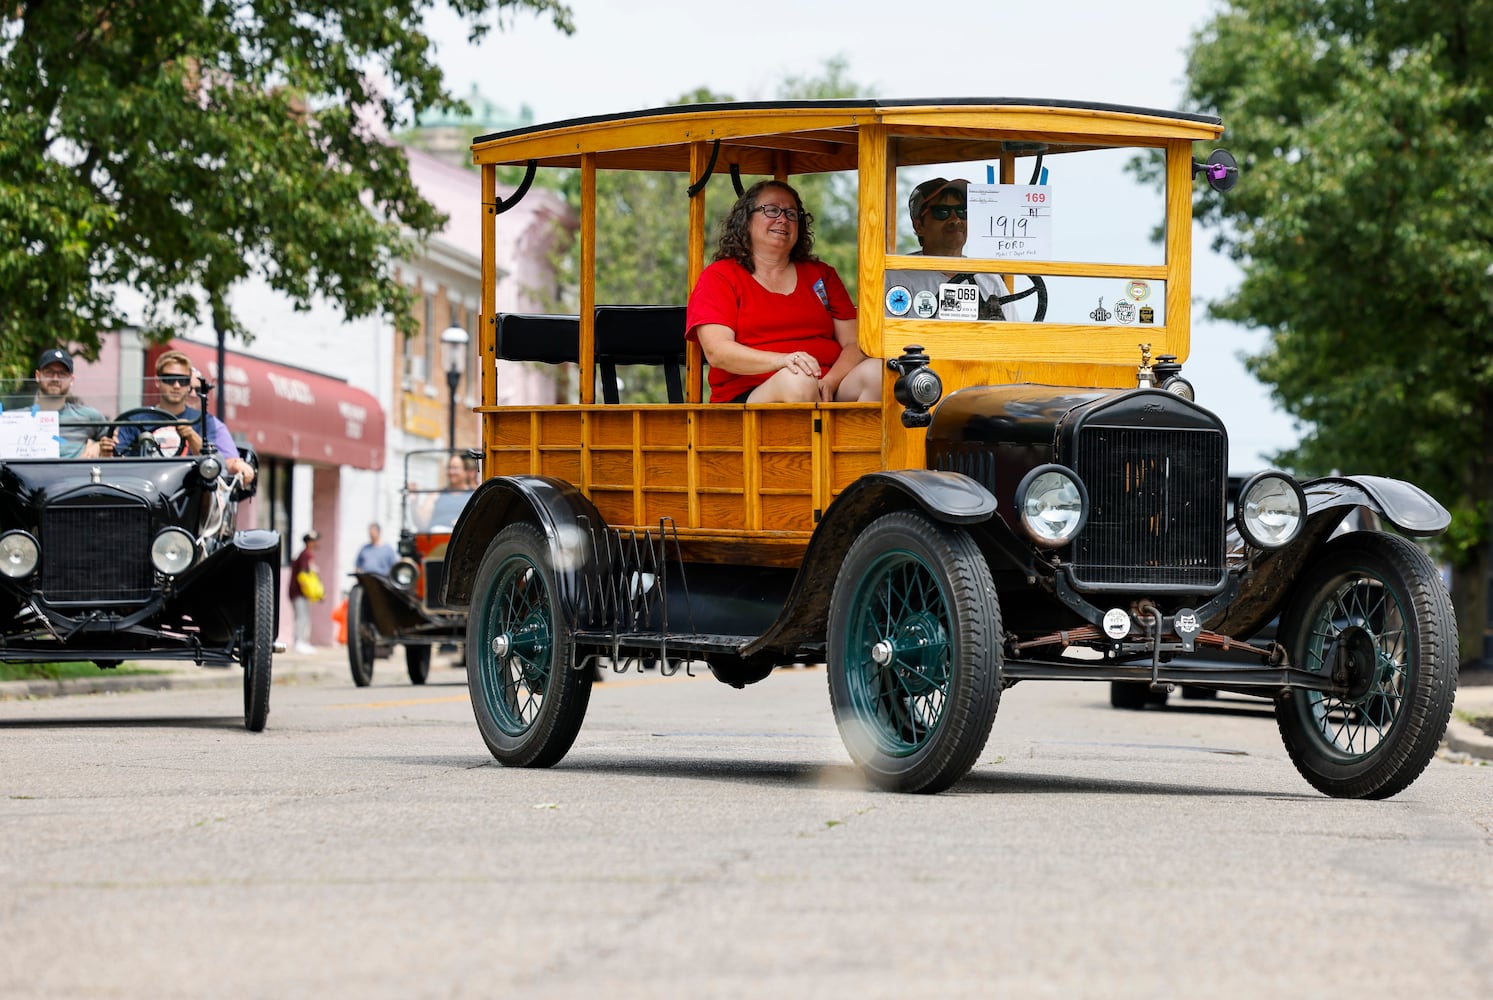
[479,401,884,543]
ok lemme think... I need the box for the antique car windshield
[885,137,1169,327]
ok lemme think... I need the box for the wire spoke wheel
[467,523,591,768]
[1277,532,1456,799]
[828,511,1001,793]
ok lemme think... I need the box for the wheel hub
[1328,624,1382,703]
[876,611,947,695]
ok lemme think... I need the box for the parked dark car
[0,378,279,730]
[346,450,472,686]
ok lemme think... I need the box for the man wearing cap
[885,178,1020,322]
[31,348,111,459]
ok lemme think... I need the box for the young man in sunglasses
[111,350,256,484]
[884,177,1019,322]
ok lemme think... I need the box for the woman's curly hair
[712,180,817,273]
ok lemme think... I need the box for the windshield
[403,449,478,533]
[885,137,1169,326]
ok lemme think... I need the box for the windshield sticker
[911,290,939,319]
[937,283,980,321]
[1114,299,1136,324]
[1089,298,1112,323]
[966,184,1052,259]
[885,285,912,316]
[1139,305,1155,324]
[1127,280,1151,301]
[0,409,60,459]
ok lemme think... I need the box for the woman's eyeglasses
[926,205,968,221]
[157,375,192,387]
[753,205,802,222]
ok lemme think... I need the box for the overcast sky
[425,0,1297,470]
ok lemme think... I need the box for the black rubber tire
[347,583,376,687]
[466,523,592,768]
[405,643,431,685]
[1275,532,1457,799]
[826,510,1002,793]
[243,561,274,732]
[1110,681,1168,709]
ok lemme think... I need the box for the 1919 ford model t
[439,99,1456,797]
[0,372,279,730]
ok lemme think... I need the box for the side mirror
[1192,149,1239,192]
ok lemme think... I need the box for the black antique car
[0,376,279,730]
[346,450,472,686]
[440,99,1459,799]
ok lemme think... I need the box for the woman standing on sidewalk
[288,531,323,654]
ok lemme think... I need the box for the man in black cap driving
[32,348,112,459]
[884,177,1019,322]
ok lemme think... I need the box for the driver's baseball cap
[36,348,73,373]
[908,177,969,219]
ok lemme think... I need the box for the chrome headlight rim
[1015,464,1089,548]
[150,526,198,575]
[1160,375,1195,401]
[390,559,419,591]
[196,454,223,482]
[0,530,40,580]
[1236,471,1306,550]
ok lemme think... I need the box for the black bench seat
[494,305,687,403]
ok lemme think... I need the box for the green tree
[1180,0,1493,662]
[0,1,573,375]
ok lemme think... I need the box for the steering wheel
[993,275,1048,322]
[112,407,180,457]
[949,273,1049,323]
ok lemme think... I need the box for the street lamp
[440,325,470,450]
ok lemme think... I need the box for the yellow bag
[296,569,325,603]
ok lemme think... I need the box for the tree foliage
[0,0,573,375]
[1181,0,1493,657]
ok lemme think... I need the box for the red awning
[152,342,385,470]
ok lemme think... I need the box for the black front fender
[441,476,610,610]
[1303,475,1449,537]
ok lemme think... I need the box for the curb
[0,661,337,702]
[1444,716,1493,762]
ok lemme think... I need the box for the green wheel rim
[841,547,953,757]
[1295,569,1410,762]
[475,552,555,738]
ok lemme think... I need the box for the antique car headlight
[390,558,419,590]
[0,530,40,579]
[197,454,222,482]
[1161,376,1195,401]
[1236,471,1305,549]
[150,527,197,575]
[1016,465,1088,547]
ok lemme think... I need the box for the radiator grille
[1071,426,1226,589]
[42,504,153,603]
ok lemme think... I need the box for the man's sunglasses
[926,205,968,221]
[157,374,192,387]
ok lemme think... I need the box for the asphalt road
[3,662,1491,999]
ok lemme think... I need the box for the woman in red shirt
[686,180,880,403]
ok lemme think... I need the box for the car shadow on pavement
[458,754,1308,799]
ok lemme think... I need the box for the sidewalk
[0,643,346,700]
[5,650,1492,761]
